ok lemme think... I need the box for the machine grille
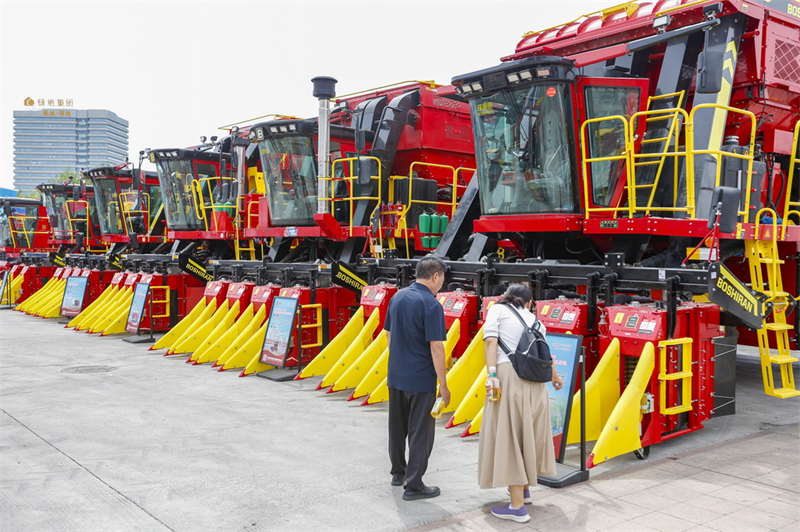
[774,39,800,85]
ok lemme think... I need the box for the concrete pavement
[1,309,798,531]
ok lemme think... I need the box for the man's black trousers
[388,388,437,491]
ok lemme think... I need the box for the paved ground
[1,309,798,531]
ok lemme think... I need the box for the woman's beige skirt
[478,362,557,488]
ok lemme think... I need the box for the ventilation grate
[774,39,800,85]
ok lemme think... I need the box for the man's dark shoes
[391,474,405,487]
[402,484,440,501]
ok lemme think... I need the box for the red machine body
[37,183,106,253]
[225,282,256,319]
[536,297,604,375]
[437,290,479,359]
[85,166,167,248]
[596,302,723,455]
[276,285,358,367]
[359,283,398,332]
[243,81,476,262]
[0,197,53,260]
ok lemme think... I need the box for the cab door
[575,78,649,217]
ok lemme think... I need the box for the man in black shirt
[384,256,450,501]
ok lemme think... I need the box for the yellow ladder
[657,337,694,415]
[745,212,799,398]
[632,91,686,215]
[233,218,257,260]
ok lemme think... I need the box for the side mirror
[355,130,367,153]
[697,50,723,94]
[357,157,376,186]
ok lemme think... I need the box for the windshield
[258,135,318,226]
[93,177,131,235]
[156,158,204,231]
[471,83,578,215]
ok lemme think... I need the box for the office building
[13,109,129,193]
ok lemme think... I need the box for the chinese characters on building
[23,97,74,108]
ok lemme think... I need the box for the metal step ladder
[745,216,800,398]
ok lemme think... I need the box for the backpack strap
[496,303,540,355]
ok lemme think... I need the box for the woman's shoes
[491,503,531,523]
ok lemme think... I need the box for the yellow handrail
[628,107,692,217]
[191,177,237,232]
[327,156,383,239]
[119,192,151,236]
[8,215,47,248]
[580,115,634,218]
[688,104,757,228]
[782,120,800,238]
[65,200,91,243]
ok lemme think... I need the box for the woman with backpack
[478,283,564,523]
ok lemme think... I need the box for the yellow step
[762,290,791,298]
[771,387,800,399]
[765,323,794,332]
[661,371,692,381]
[757,258,785,265]
[770,354,799,364]
[664,404,693,415]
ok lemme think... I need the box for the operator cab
[84,165,164,242]
[149,135,246,235]
[0,197,50,254]
[248,118,361,227]
[37,182,102,249]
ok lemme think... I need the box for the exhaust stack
[312,76,337,215]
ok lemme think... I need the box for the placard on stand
[256,296,302,381]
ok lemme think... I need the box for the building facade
[13,109,129,193]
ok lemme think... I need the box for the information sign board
[260,296,300,367]
[546,333,582,462]
[60,276,89,317]
[125,282,151,333]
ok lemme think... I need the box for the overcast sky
[1,0,604,190]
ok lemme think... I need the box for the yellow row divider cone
[82,285,131,333]
[77,283,130,332]
[16,275,59,313]
[461,407,483,437]
[150,297,208,351]
[295,306,365,380]
[322,309,381,392]
[441,326,485,420]
[91,288,134,335]
[70,283,119,330]
[164,299,220,356]
[192,302,257,365]
[188,300,243,364]
[168,299,231,355]
[34,277,69,318]
[331,323,387,394]
[215,305,268,370]
[446,366,488,427]
[352,344,389,402]
[239,321,276,376]
[587,341,655,468]
[2,272,24,304]
[25,277,66,317]
[362,321,460,406]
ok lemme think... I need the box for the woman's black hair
[497,283,532,309]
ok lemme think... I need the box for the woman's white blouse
[483,303,547,365]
